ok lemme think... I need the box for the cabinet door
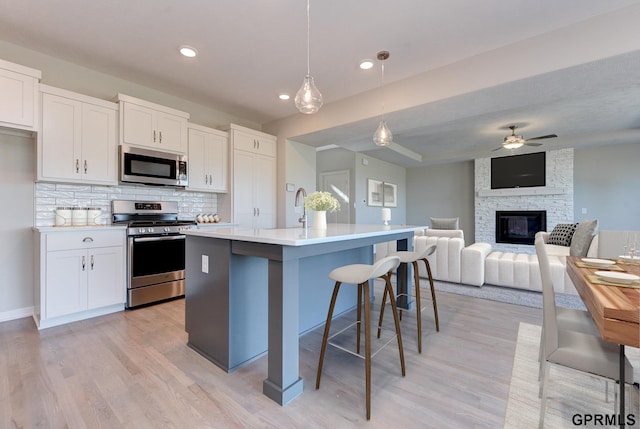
[41,93,82,180]
[81,103,117,184]
[187,128,208,191]
[156,111,186,153]
[233,150,256,228]
[87,246,124,309]
[0,67,36,128]
[207,132,228,192]
[45,249,87,319]
[233,129,260,154]
[253,154,276,229]
[122,102,155,147]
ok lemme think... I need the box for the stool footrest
[328,322,399,360]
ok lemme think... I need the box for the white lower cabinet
[34,228,126,329]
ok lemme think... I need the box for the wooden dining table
[566,256,639,428]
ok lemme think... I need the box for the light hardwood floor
[1,282,541,428]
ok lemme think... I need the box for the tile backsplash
[35,182,218,227]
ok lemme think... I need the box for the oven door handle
[133,235,186,243]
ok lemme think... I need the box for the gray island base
[184,224,423,405]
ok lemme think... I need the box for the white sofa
[376,229,638,295]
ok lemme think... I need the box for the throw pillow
[570,219,599,257]
[430,217,459,230]
[546,223,578,246]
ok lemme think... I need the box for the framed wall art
[367,178,383,206]
[383,182,397,207]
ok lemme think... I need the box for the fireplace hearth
[495,210,547,245]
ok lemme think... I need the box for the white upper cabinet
[117,94,189,154]
[232,126,277,157]
[38,85,118,185]
[0,58,41,132]
[187,124,228,193]
[223,124,277,229]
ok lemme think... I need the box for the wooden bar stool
[316,256,404,420]
[378,244,439,353]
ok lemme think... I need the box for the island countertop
[184,223,425,246]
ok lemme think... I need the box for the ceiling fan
[493,125,557,151]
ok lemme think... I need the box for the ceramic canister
[55,207,73,226]
[87,207,102,225]
[71,207,88,226]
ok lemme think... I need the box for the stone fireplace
[475,148,574,254]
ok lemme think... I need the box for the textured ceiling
[1,0,639,166]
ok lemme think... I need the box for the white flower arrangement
[304,191,340,212]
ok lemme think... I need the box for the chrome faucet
[294,187,307,228]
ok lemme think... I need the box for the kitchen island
[184,224,423,406]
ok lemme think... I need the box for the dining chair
[535,237,635,428]
[377,244,439,353]
[316,256,405,420]
[534,234,600,379]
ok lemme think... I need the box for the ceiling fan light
[295,75,323,114]
[373,120,393,146]
[503,133,524,149]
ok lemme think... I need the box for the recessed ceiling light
[359,59,374,70]
[179,45,198,58]
[278,93,290,101]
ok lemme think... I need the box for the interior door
[321,170,350,224]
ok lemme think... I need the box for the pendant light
[295,0,323,114]
[373,51,392,146]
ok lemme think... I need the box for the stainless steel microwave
[119,145,188,187]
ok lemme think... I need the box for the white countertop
[33,224,128,232]
[185,224,424,246]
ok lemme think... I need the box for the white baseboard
[0,306,34,323]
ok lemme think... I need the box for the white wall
[574,141,640,230]
[0,132,35,320]
[406,161,475,240]
[354,153,406,225]
[278,139,317,228]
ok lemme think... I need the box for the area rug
[432,280,585,310]
[504,323,640,428]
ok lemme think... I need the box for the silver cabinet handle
[256,207,260,216]
[208,174,212,185]
[84,160,88,174]
[90,255,94,270]
[159,131,162,143]
[153,130,157,142]
[257,140,260,150]
[204,174,208,185]
[82,255,86,271]
[82,237,94,243]
[75,159,80,173]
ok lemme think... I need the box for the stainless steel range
[112,200,196,308]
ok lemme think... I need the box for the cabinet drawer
[46,230,124,251]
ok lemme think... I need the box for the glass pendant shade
[373,119,393,146]
[295,75,323,114]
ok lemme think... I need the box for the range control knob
[138,228,146,234]
[148,227,155,233]
[164,227,171,232]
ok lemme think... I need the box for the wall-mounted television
[491,152,546,189]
